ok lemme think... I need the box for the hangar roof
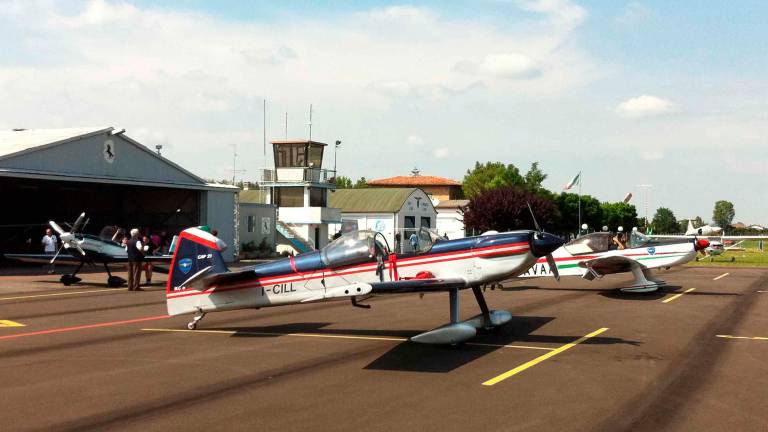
[329,188,434,213]
[0,127,234,191]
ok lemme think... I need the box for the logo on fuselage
[179,258,193,274]
[647,247,656,255]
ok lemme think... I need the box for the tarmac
[0,265,766,431]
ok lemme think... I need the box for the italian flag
[563,172,581,190]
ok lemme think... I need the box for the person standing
[41,227,58,274]
[409,231,419,253]
[141,234,156,285]
[126,228,144,291]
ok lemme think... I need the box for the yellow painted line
[0,289,121,301]
[481,327,609,386]
[141,328,555,350]
[716,335,768,341]
[662,288,696,303]
[0,320,25,327]
[713,272,730,281]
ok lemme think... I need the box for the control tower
[257,140,341,252]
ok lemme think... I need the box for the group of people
[40,226,172,291]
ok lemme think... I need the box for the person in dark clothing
[141,234,156,285]
[126,228,145,291]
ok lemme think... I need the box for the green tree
[553,193,603,235]
[651,207,678,234]
[335,176,353,188]
[712,200,735,228]
[462,161,524,199]
[353,177,368,188]
[678,218,689,233]
[523,162,547,191]
[601,202,638,231]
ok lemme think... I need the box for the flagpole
[577,170,582,237]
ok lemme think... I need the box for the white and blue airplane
[164,226,565,345]
[5,213,173,287]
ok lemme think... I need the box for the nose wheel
[187,309,206,330]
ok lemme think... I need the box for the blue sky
[1,0,766,225]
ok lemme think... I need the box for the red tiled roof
[368,175,461,186]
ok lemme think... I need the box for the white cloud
[639,150,664,160]
[616,95,675,117]
[0,0,596,180]
[432,147,450,159]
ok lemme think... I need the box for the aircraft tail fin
[687,219,695,235]
[166,227,229,294]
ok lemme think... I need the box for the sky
[1,0,766,224]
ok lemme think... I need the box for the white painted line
[0,289,122,301]
[713,272,730,281]
[141,328,555,351]
[716,335,768,341]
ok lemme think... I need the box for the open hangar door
[0,176,200,256]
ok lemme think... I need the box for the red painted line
[0,315,169,341]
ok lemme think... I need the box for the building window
[309,187,327,207]
[247,215,255,233]
[420,216,431,229]
[275,187,304,207]
[308,144,324,168]
[274,143,307,167]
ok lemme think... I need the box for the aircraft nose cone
[531,232,565,257]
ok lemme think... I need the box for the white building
[328,188,436,253]
[434,199,469,240]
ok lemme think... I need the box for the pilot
[613,227,627,250]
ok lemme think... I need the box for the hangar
[0,127,238,261]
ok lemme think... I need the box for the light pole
[334,140,341,176]
[636,184,653,230]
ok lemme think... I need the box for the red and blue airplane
[165,227,564,345]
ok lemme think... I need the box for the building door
[314,226,320,250]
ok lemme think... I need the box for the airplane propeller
[48,217,86,263]
[527,202,560,281]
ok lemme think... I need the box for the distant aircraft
[650,220,768,260]
[165,226,564,345]
[4,213,173,287]
[520,229,708,292]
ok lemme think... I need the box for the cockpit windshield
[564,232,615,255]
[98,226,126,245]
[320,230,389,269]
[629,230,653,248]
[404,227,440,254]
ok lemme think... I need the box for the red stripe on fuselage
[167,243,530,299]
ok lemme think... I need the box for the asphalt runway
[0,266,766,431]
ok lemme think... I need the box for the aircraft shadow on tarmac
[363,316,640,373]
[502,284,739,301]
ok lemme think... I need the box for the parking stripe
[0,289,122,301]
[662,288,696,303]
[713,272,730,281]
[481,327,609,386]
[716,335,768,341]
[0,315,169,341]
[141,328,555,351]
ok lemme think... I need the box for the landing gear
[187,309,206,330]
[467,285,512,330]
[60,261,85,286]
[103,263,126,287]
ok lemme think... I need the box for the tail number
[268,283,296,295]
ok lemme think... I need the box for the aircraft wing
[579,255,641,278]
[369,278,468,293]
[719,235,768,240]
[3,253,83,265]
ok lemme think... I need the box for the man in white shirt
[41,228,58,274]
